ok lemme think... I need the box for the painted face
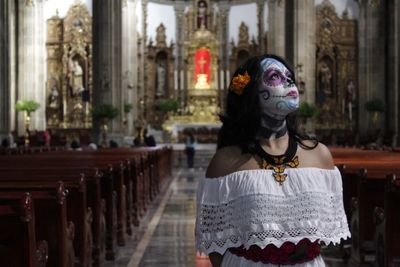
[259,58,299,120]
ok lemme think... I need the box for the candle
[174,70,178,91]
[220,70,224,90]
[225,70,230,88]
[180,70,184,91]
[349,103,352,121]
[214,69,217,89]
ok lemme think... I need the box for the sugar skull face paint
[259,58,299,120]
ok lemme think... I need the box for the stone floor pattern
[105,167,349,267]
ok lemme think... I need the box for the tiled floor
[105,167,350,267]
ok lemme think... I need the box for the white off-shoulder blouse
[195,167,351,259]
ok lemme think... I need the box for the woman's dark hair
[217,54,318,152]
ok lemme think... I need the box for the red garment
[229,238,320,265]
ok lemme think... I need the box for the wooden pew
[349,168,386,266]
[0,192,48,267]
[0,146,172,265]
[0,155,119,258]
[0,167,104,266]
[0,182,72,267]
[373,174,400,267]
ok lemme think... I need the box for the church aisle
[132,168,203,267]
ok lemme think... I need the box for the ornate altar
[162,0,221,141]
[184,4,220,122]
[315,0,357,131]
[46,2,92,129]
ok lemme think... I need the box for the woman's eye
[270,74,279,80]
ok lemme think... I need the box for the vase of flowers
[123,103,133,126]
[15,100,40,146]
[92,104,119,147]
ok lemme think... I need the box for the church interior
[0,0,399,266]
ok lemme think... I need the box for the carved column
[139,0,148,121]
[93,0,124,143]
[293,0,316,104]
[174,5,185,106]
[357,0,386,135]
[386,0,399,146]
[257,0,265,53]
[17,0,46,135]
[0,0,11,140]
[219,5,229,109]
[268,0,285,57]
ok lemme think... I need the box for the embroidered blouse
[195,167,351,255]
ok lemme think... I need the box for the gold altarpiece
[46,3,92,129]
[163,0,221,137]
[315,1,357,131]
[185,26,220,122]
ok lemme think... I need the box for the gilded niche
[316,0,357,130]
[45,2,93,129]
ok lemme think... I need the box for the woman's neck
[258,131,290,153]
[257,114,288,140]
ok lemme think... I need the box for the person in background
[70,140,82,151]
[1,138,10,148]
[144,128,157,147]
[185,131,196,169]
[133,127,143,147]
[109,140,118,148]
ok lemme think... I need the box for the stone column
[140,0,148,121]
[0,0,11,141]
[17,0,46,135]
[122,0,138,136]
[292,0,316,104]
[93,0,124,144]
[174,5,185,106]
[267,0,286,57]
[257,0,265,53]
[386,0,399,146]
[219,5,230,109]
[357,0,386,135]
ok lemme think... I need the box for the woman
[195,54,350,267]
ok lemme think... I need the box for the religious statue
[238,22,249,46]
[156,23,167,47]
[345,80,356,121]
[319,62,332,95]
[197,1,207,29]
[48,85,60,109]
[156,63,166,97]
[70,60,85,96]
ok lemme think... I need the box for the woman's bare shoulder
[298,140,335,169]
[206,146,253,178]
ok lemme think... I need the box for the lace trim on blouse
[195,167,351,255]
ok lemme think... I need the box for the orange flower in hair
[230,71,251,95]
